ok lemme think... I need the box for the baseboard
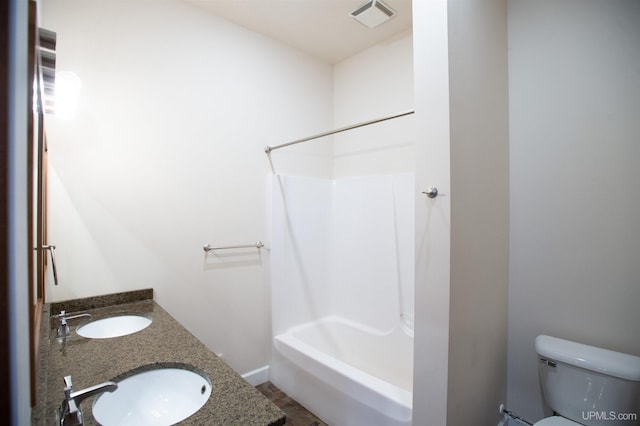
[241,365,270,386]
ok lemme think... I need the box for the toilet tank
[535,335,640,426]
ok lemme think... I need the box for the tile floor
[256,381,328,426]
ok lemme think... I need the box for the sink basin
[92,367,212,426]
[76,314,151,339]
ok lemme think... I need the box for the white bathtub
[271,316,413,426]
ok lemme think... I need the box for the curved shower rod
[264,109,415,154]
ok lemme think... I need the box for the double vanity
[32,289,286,426]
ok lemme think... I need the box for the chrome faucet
[54,310,92,339]
[57,375,117,426]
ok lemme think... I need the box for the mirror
[28,0,56,405]
[37,0,412,390]
[40,0,413,301]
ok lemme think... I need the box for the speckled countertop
[32,289,285,426]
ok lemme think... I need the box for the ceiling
[183,0,413,64]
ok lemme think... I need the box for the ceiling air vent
[350,0,396,29]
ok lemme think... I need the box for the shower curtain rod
[264,109,415,154]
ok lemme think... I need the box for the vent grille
[350,0,396,29]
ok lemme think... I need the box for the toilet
[534,335,640,426]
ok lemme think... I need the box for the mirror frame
[28,0,48,406]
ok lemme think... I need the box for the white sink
[76,315,152,339]
[92,367,212,426]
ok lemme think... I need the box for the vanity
[32,289,286,426]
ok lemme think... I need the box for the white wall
[333,174,415,330]
[411,1,452,425]
[446,0,510,424]
[332,31,415,178]
[271,173,415,335]
[42,0,333,376]
[507,0,640,422]
[270,176,334,336]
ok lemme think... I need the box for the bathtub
[271,316,413,426]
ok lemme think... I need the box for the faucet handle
[63,376,73,400]
[56,315,71,339]
[59,375,82,426]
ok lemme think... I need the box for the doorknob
[421,186,438,198]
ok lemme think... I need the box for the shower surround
[270,172,414,426]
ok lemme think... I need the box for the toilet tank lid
[535,335,640,381]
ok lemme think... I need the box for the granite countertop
[33,289,285,426]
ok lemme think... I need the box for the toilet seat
[533,417,583,426]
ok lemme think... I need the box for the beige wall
[447,0,510,424]
[507,0,640,422]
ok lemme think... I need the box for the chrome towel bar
[203,241,264,252]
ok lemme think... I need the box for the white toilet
[534,335,640,426]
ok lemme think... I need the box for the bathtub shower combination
[270,172,415,426]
